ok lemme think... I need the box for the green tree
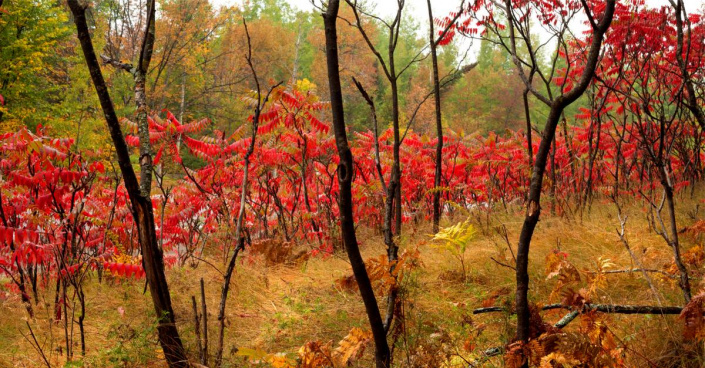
[0,0,71,130]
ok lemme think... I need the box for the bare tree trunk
[345,0,415,333]
[583,113,602,211]
[390,78,402,242]
[62,280,70,359]
[428,0,443,233]
[179,72,186,123]
[300,143,323,245]
[658,164,692,302]
[550,133,557,215]
[214,20,280,367]
[291,22,303,88]
[192,296,203,363]
[214,173,248,367]
[77,284,86,356]
[507,0,616,346]
[387,76,401,330]
[66,2,188,366]
[523,89,533,167]
[135,73,153,197]
[352,78,387,194]
[323,3,390,366]
[200,278,208,366]
[135,0,156,198]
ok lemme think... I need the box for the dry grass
[0,194,703,367]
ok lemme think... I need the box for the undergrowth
[1,196,704,367]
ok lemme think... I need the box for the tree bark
[191,296,203,363]
[323,3,390,367]
[66,2,188,366]
[136,0,156,198]
[508,0,616,345]
[200,278,208,366]
[214,20,280,366]
[345,0,410,332]
[658,163,692,302]
[523,89,533,167]
[213,99,252,368]
[352,78,387,194]
[427,0,443,234]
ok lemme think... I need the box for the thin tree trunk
[391,76,402,243]
[523,89,533,166]
[192,296,203,363]
[76,283,86,356]
[550,133,557,214]
[508,0,616,345]
[345,0,408,334]
[583,115,602,210]
[291,22,303,87]
[214,20,279,366]
[66,2,188,366]
[179,72,186,123]
[62,280,70,359]
[428,0,443,234]
[214,134,253,365]
[200,278,208,366]
[352,78,387,194]
[659,164,692,302]
[323,3,390,366]
[387,75,401,330]
[135,0,156,198]
[214,161,249,366]
[300,143,323,245]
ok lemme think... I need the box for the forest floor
[0,194,703,368]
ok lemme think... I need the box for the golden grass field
[1,192,703,367]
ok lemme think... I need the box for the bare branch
[100,54,135,74]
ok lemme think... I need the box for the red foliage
[2,3,704,324]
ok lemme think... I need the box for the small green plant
[85,319,157,367]
[431,219,476,281]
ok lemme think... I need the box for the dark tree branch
[475,303,685,316]
[508,0,616,347]
[66,1,188,366]
[323,2,390,367]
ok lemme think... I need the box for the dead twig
[21,321,52,368]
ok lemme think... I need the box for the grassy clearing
[0,195,703,367]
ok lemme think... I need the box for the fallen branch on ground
[473,303,683,315]
[468,303,683,367]
[587,268,681,278]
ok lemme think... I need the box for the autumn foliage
[3,0,705,366]
[2,71,704,282]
